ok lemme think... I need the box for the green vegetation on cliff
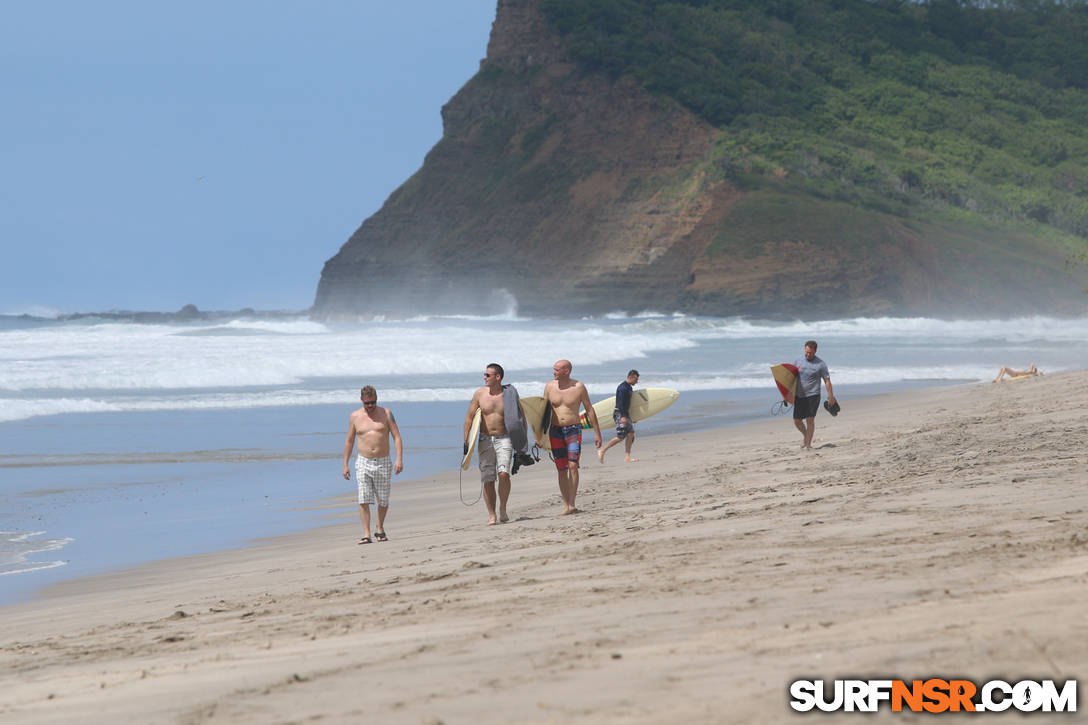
[541,0,1088,250]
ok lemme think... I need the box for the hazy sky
[1,1,497,315]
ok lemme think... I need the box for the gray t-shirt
[794,355,830,398]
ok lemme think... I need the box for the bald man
[543,359,602,515]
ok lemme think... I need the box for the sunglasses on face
[362,400,377,406]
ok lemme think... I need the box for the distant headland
[312,0,1088,320]
[7,305,308,324]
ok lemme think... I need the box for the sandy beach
[2,372,1086,723]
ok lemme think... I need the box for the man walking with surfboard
[598,369,640,464]
[793,341,836,449]
[463,363,528,525]
[545,359,602,515]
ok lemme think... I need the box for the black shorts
[793,394,820,420]
[613,409,634,437]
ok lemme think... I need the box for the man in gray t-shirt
[792,340,836,449]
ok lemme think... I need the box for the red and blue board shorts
[549,424,582,470]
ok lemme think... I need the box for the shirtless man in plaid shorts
[544,359,602,515]
[342,385,403,544]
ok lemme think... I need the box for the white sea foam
[0,398,125,422]
[0,531,73,577]
[0,319,698,392]
[645,364,1009,393]
[599,310,684,320]
[1,315,1084,422]
[178,319,332,336]
[0,388,488,422]
[4,363,1065,422]
[625,314,1088,343]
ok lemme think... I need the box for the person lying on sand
[993,363,1039,382]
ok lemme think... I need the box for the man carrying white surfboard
[463,363,526,525]
[598,369,640,464]
[545,359,602,515]
[793,340,836,450]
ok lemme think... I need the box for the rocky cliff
[313,0,1087,319]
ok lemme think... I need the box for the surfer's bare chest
[478,392,504,416]
[352,410,389,438]
[478,392,507,434]
[547,382,583,412]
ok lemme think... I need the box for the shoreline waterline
[5,376,980,607]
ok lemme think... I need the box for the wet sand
[2,372,1086,723]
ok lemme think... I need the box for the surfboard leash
[457,465,483,506]
[771,400,790,416]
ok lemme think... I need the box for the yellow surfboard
[519,396,552,449]
[460,408,482,470]
[579,387,680,428]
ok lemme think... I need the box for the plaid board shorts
[478,434,513,483]
[549,424,582,470]
[355,455,393,506]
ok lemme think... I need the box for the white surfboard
[460,408,482,470]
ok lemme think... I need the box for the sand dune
[3,372,1086,723]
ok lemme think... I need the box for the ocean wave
[644,364,1000,392]
[623,315,1088,342]
[0,560,68,576]
[0,387,485,422]
[399,307,527,323]
[0,531,73,577]
[3,359,1052,423]
[595,310,689,320]
[171,319,332,336]
[0,321,699,392]
[0,398,128,422]
[1,314,1083,403]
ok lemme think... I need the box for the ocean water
[2,311,1085,604]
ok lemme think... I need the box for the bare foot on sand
[597,449,605,464]
[499,510,509,523]
[624,456,639,463]
[487,516,497,526]
[560,506,580,516]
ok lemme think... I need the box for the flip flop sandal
[357,537,372,545]
[374,531,388,542]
